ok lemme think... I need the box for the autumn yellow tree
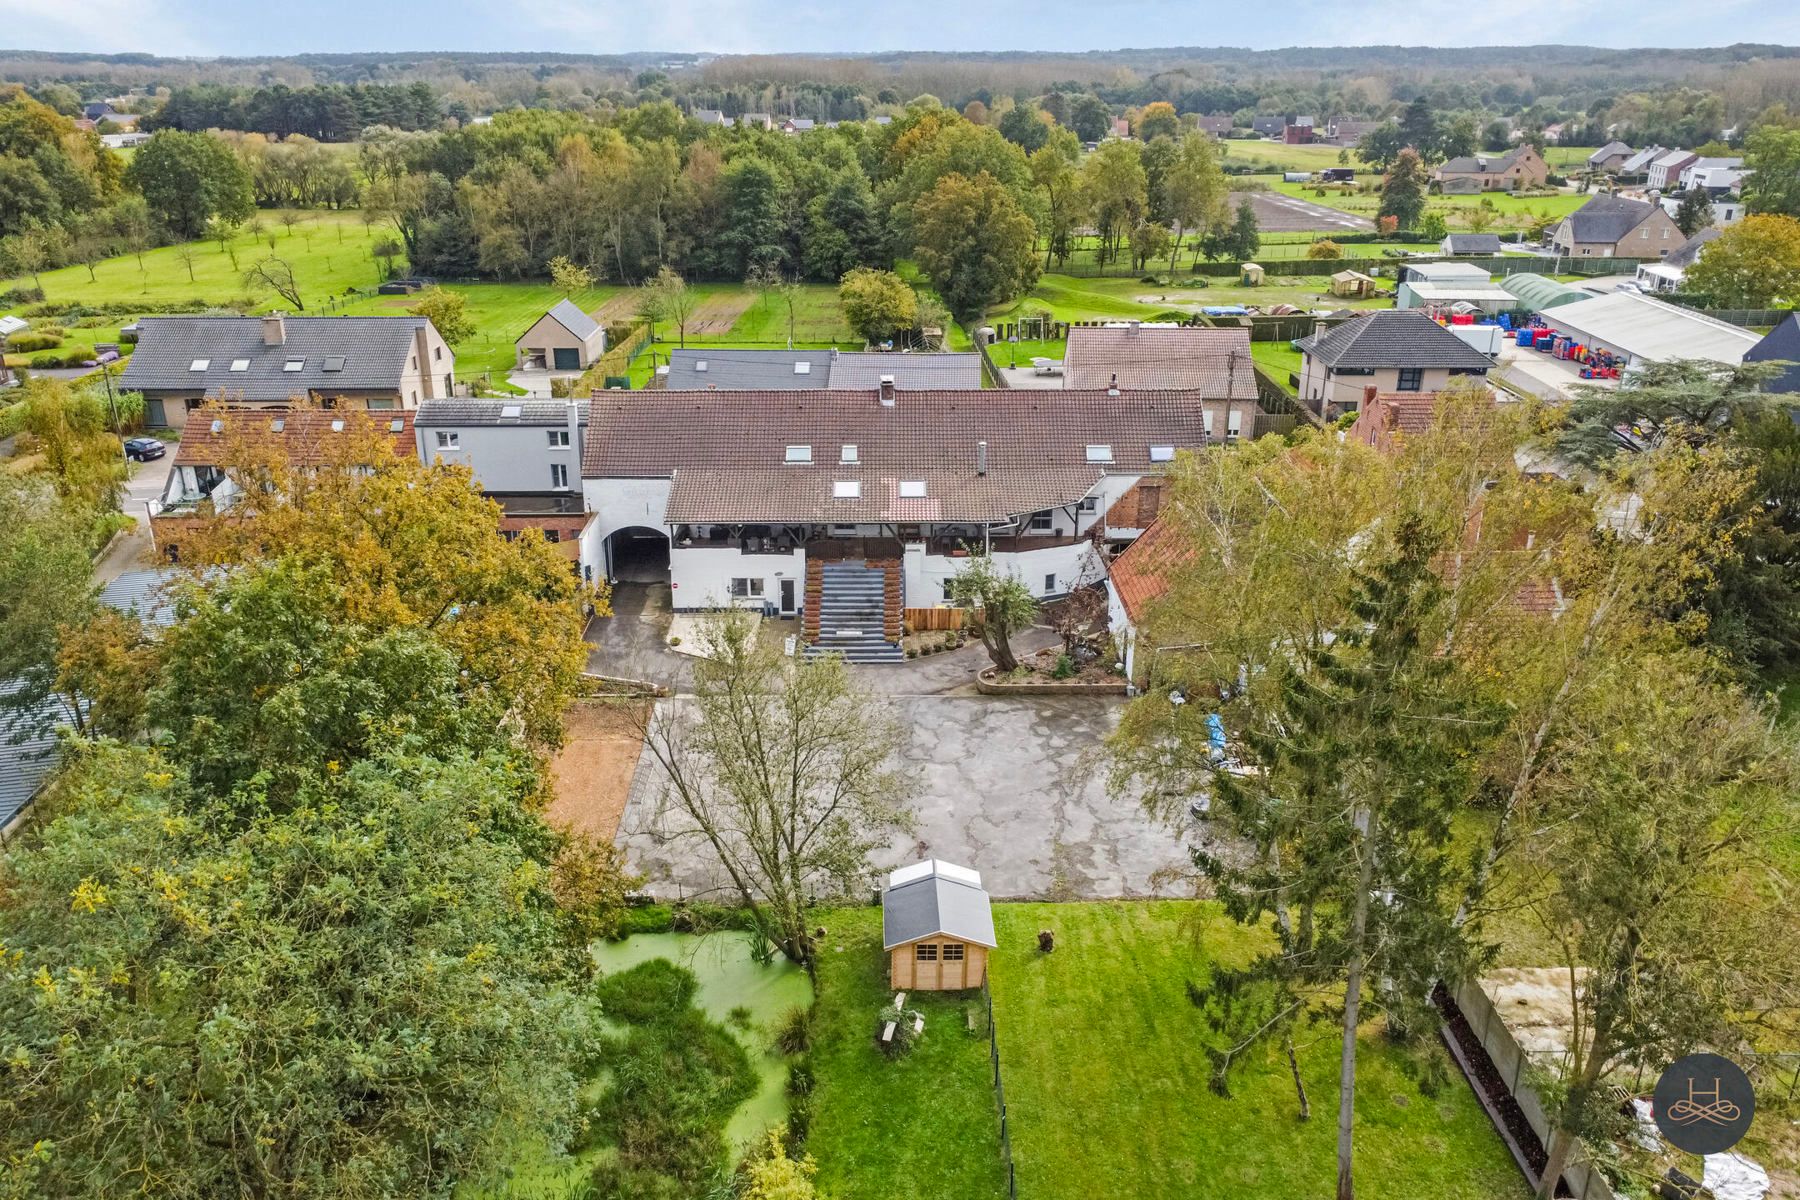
[175,404,606,755]
[1682,213,1800,307]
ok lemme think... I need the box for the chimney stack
[878,375,896,406]
[262,313,286,347]
[976,439,988,476]
[1364,385,1378,408]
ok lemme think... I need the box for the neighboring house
[1193,115,1234,136]
[1542,123,1566,144]
[1441,233,1506,255]
[1325,118,1378,146]
[1433,146,1548,191]
[1645,150,1699,192]
[663,349,982,391]
[0,685,78,841]
[1283,123,1314,144]
[1294,310,1493,414]
[579,383,1257,660]
[1111,117,1132,139]
[415,400,596,568]
[99,131,149,149]
[515,298,606,371]
[1548,194,1683,259]
[1618,146,1664,177]
[1348,389,1445,452]
[780,117,815,134]
[693,109,732,126]
[1104,512,1187,683]
[1677,157,1743,192]
[1634,228,1721,293]
[740,112,773,129]
[1251,116,1288,137]
[153,408,416,554]
[1061,324,1261,403]
[1659,192,1746,227]
[1585,141,1634,173]
[1745,313,1800,395]
[120,314,455,431]
[882,860,996,991]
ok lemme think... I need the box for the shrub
[7,332,63,352]
[667,635,681,647]
[1304,240,1343,260]
[1051,653,1076,680]
[786,1057,815,1097]
[593,958,699,1024]
[774,1005,812,1055]
[875,1000,924,1057]
[0,286,43,304]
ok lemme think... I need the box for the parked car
[123,436,165,461]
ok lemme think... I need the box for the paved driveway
[617,694,1190,900]
[94,450,174,585]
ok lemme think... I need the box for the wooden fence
[904,606,965,631]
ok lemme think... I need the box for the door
[780,578,797,616]
[553,347,581,370]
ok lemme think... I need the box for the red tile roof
[1062,326,1259,396]
[1108,517,1192,625]
[174,408,415,467]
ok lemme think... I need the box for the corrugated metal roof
[98,567,183,627]
[0,686,76,831]
[882,860,996,949]
[1538,293,1761,364]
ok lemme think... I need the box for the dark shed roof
[1747,314,1800,395]
[882,860,997,949]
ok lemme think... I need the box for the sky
[4,0,1800,58]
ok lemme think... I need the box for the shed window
[784,445,812,464]
[941,943,965,962]
[913,943,938,962]
[898,480,926,498]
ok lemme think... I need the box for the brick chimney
[261,313,286,346]
[1364,385,1378,407]
[878,375,896,406]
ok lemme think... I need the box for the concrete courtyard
[615,693,1191,901]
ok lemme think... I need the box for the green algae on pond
[590,931,815,1151]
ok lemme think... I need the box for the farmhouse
[662,348,981,391]
[1432,146,1547,191]
[1548,194,1682,259]
[579,383,1259,661]
[882,860,996,991]
[414,400,596,566]
[1295,310,1493,414]
[120,314,455,431]
[1060,324,1261,397]
[514,298,606,371]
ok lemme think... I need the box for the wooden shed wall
[888,940,988,991]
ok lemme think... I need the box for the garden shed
[1240,262,1265,286]
[882,859,996,991]
[1330,270,1377,298]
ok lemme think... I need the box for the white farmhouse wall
[587,478,673,541]
[669,546,805,610]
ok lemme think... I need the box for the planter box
[975,667,1127,696]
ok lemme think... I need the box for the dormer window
[1085,444,1114,463]
[833,480,861,498]
[784,445,812,464]
[189,359,210,371]
[898,480,926,498]
[840,444,858,463]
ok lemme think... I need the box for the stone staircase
[803,559,904,664]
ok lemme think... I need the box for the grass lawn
[1257,177,1586,230]
[1,211,392,311]
[808,906,1008,1200]
[1221,141,1372,174]
[1249,341,1303,393]
[339,281,624,382]
[989,902,1530,1200]
[993,273,1392,327]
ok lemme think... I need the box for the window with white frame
[1226,409,1244,442]
[1043,573,1056,594]
[435,431,459,449]
[547,429,570,448]
[283,358,305,372]
[1028,511,1053,531]
[784,445,812,463]
[1085,444,1114,463]
[898,480,926,498]
[840,444,858,463]
[833,480,861,499]
[1078,496,1097,513]
[550,463,569,488]
[729,578,765,598]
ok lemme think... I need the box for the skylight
[793,361,811,374]
[209,419,224,433]
[1085,444,1114,463]
[1149,445,1175,462]
[322,355,346,373]
[784,445,812,464]
[500,404,523,418]
[833,480,861,498]
[388,419,405,432]
[283,358,305,372]
[694,360,708,372]
[229,358,250,372]
[330,419,345,432]
[270,419,285,432]
[840,444,858,463]
[189,358,210,371]
[898,480,926,498]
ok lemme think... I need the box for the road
[94,449,172,585]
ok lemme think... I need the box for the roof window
[270,419,285,432]
[209,419,224,433]
[784,445,813,464]
[694,360,708,372]
[322,355,345,372]
[330,419,345,432]
[833,480,861,498]
[898,480,926,498]
[1149,445,1175,462]
[840,443,858,463]
[229,358,250,372]
[1085,444,1114,463]
[793,361,811,375]
[500,404,523,418]
[388,419,405,432]
[283,358,305,372]
[189,358,210,372]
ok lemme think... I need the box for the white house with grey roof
[580,382,1260,662]
[662,348,981,391]
[514,298,606,372]
[1295,310,1494,415]
[883,859,996,990]
[120,313,455,431]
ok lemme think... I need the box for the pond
[590,930,814,1151]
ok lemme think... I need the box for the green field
[1257,176,1586,231]
[808,906,1008,1200]
[1220,140,1370,174]
[987,902,1528,1200]
[991,273,1391,327]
